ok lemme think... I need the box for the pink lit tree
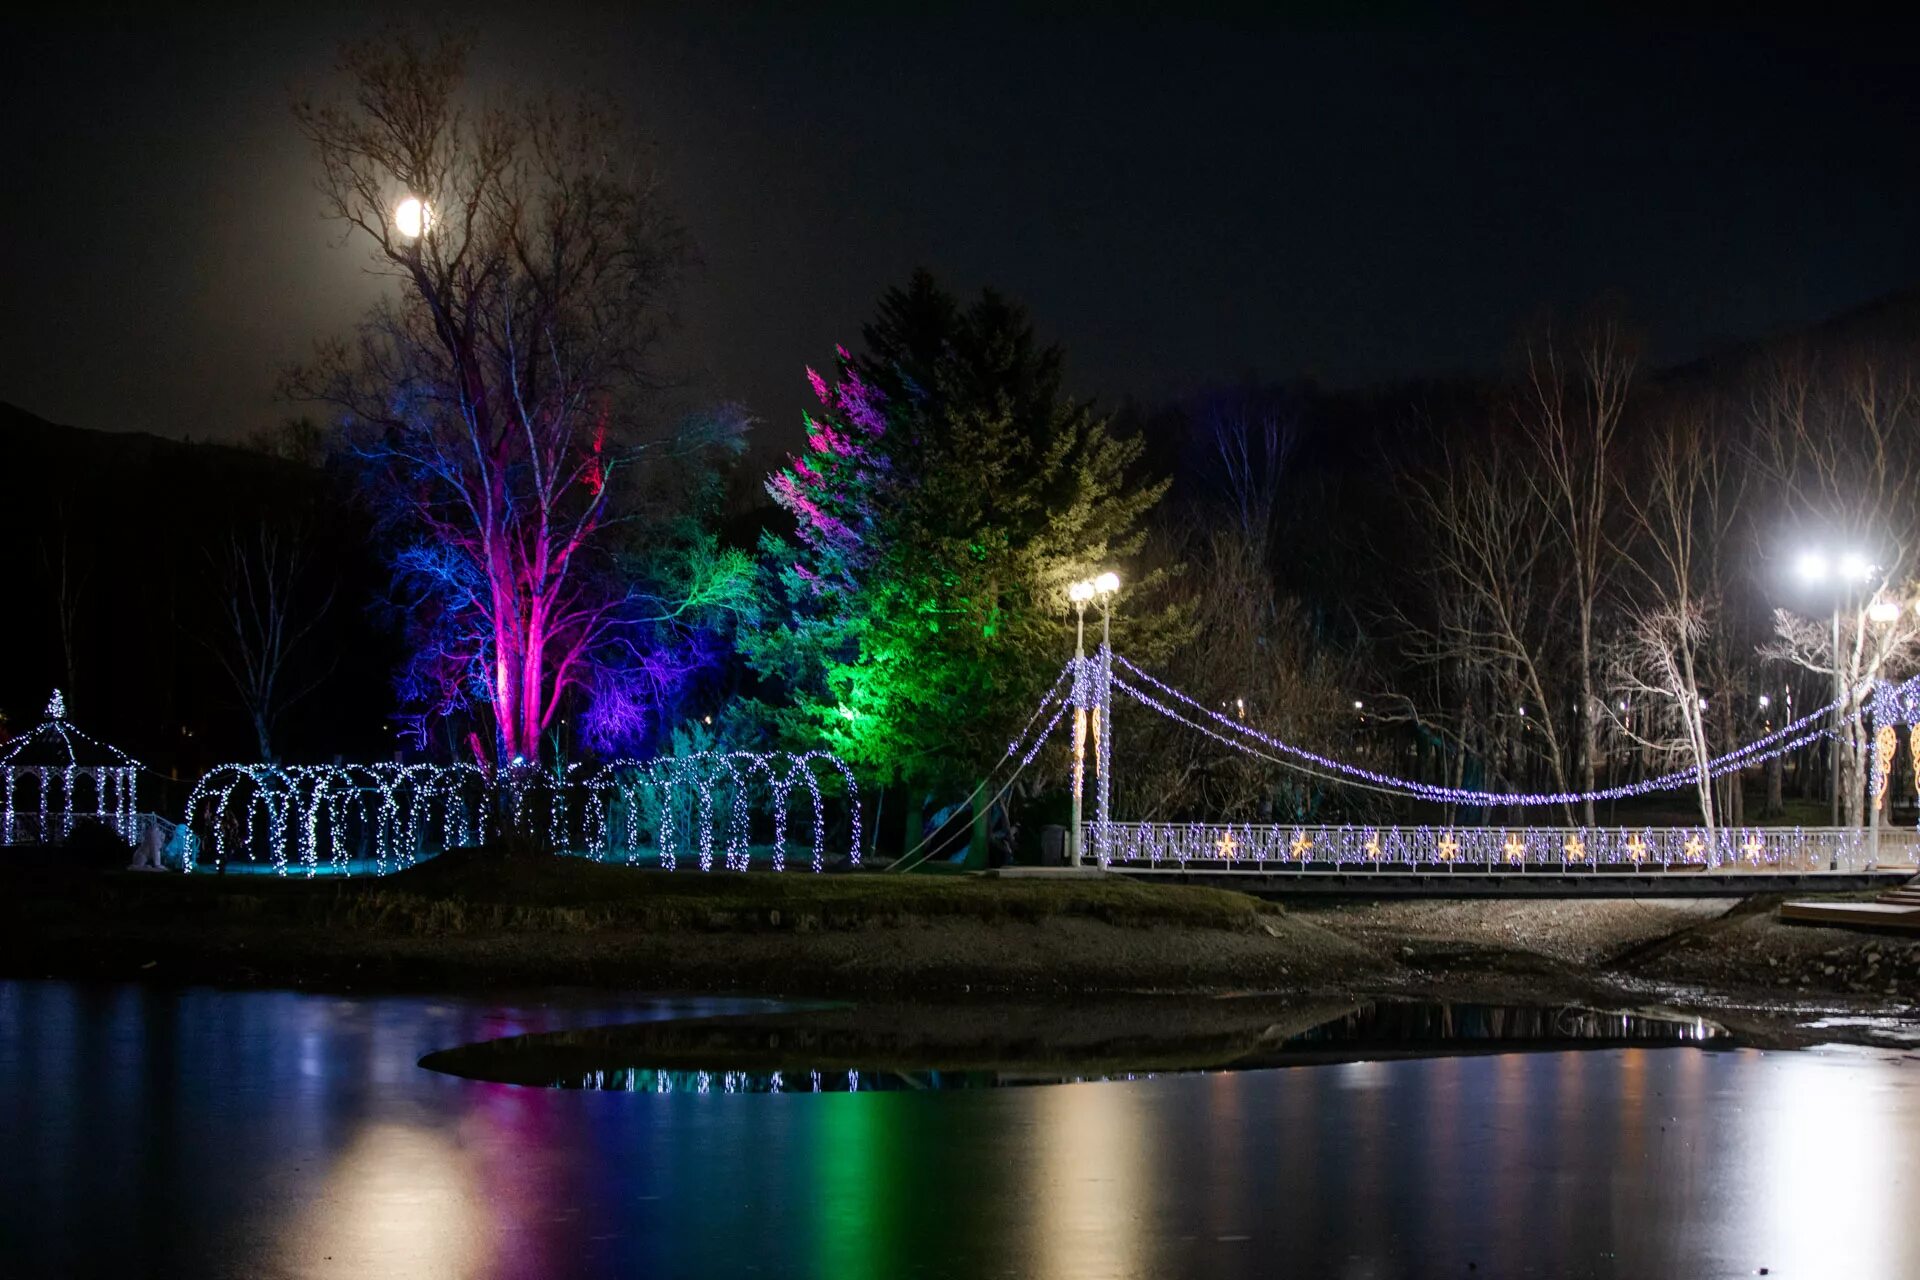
[290,29,739,764]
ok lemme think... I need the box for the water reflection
[4,981,1919,1279]
[421,998,1731,1090]
[287,1123,489,1276]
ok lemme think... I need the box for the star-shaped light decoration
[1214,829,1237,860]
[1503,833,1526,864]
[1742,835,1764,866]
[1682,834,1706,863]
[1436,832,1460,863]
[1290,830,1313,860]
[1363,832,1382,861]
[1625,834,1648,864]
[1564,834,1587,863]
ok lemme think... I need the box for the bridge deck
[1108,865,1914,897]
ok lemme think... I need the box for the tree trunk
[899,790,922,860]
[965,778,991,870]
[1578,608,1597,825]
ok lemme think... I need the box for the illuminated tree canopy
[746,272,1170,792]
[290,30,745,764]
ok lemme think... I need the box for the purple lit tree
[290,30,742,764]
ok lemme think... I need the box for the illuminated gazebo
[0,690,141,845]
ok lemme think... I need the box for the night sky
[5,5,1920,444]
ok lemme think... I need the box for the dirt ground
[2,862,1915,1029]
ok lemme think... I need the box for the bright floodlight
[394,195,431,239]
[1069,580,1095,603]
[1838,551,1873,582]
[1094,571,1120,595]
[1796,551,1829,582]
[1869,599,1902,624]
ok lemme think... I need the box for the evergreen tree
[749,273,1170,846]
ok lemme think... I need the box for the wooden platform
[1781,878,1920,932]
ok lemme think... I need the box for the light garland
[0,690,142,846]
[177,749,859,876]
[1105,821,1913,873]
[1113,655,1855,809]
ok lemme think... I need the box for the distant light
[1517,706,1526,717]
[1796,551,1829,582]
[1839,551,1873,582]
[1758,694,1771,709]
[1699,696,1709,710]
[1353,700,1364,710]
[1093,571,1121,595]
[1869,599,1902,624]
[1618,701,1627,711]
[395,195,432,239]
[1069,580,1095,603]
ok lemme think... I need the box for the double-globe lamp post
[1794,549,1902,830]
[1068,572,1120,867]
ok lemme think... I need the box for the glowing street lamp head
[1068,580,1095,603]
[1796,551,1829,582]
[1093,571,1120,595]
[1869,599,1902,624]
[394,195,432,239]
[1838,551,1874,582]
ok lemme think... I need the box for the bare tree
[1397,437,1576,821]
[1514,315,1636,823]
[1607,408,1742,829]
[1749,348,1920,824]
[289,28,714,765]
[34,501,89,697]
[202,522,337,762]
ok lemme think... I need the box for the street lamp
[1067,573,1121,867]
[1793,546,1884,828]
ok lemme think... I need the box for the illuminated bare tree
[1397,437,1575,822]
[1514,315,1636,823]
[1750,349,1920,825]
[1606,408,1742,829]
[290,29,716,764]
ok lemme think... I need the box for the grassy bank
[0,851,1378,996]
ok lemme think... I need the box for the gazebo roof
[0,690,141,771]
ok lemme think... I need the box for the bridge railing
[1105,823,1920,874]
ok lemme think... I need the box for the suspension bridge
[997,645,1920,896]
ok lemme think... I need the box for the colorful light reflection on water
[4,981,1920,1279]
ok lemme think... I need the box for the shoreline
[2,858,1915,1038]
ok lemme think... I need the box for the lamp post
[1068,580,1094,867]
[1067,573,1121,868]
[1795,549,1878,829]
[1091,572,1119,865]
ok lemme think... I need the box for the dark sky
[5,5,1920,443]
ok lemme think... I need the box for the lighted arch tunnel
[579,750,861,872]
[177,751,859,875]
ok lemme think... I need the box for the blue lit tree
[291,30,745,764]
